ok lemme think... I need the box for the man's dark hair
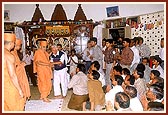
[137,70,144,78]
[77,64,86,73]
[149,84,164,100]
[136,63,145,78]
[123,38,131,44]
[122,68,130,75]
[91,70,100,80]
[115,92,130,109]
[106,39,113,44]
[114,75,124,85]
[125,86,137,98]
[71,49,76,54]
[113,65,122,74]
[57,43,62,48]
[142,57,150,63]
[138,36,144,43]
[87,40,91,43]
[153,55,162,64]
[151,70,160,77]
[148,102,164,111]
[136,63,145,72]
[153,77,164,89]
[90,37,97,44]
[133,37,140,44]
[102,38,106,42]
[91,61,100,70]
[128,75,135,85]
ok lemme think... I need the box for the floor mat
[25,99,63,112]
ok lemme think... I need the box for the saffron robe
[33,49,52,99]
[11,50,31,99]
[4,58,24,111]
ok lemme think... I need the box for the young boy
[104,39,118,92]
[68,49,78,76]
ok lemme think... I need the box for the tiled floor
[29,85,54,100]
[29,85,77,111]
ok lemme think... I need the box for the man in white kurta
[105,75,124,109]
[67,64,89,110]
[130,39,140,74]
[50,45,68,98]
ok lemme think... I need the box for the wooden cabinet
[70,24,93,59]
[17,21,93,53]
[102,26,131,41]
[103,17,131,41]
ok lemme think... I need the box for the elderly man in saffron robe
[4,33,25,111]
[33,39,53,102]
[11,38,31,105]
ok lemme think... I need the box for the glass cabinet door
[74,36,89,54]
[72,25,90,54]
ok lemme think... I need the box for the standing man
[82,40,93,73]
[50,45,68,98]
[57,44,70,82]
[118,38,134,70]
[68,49,79,77]
[102,38,107,73]
[90,37,103,73]
[158,38,164,70]
[11,38,31,102]
[33,39,53,102]
[22,47,37,86]
[129,38,140,74]
[104,39,117,89]
[4,33,24,111]
[137,37,151,60]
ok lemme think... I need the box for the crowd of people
[4,32,164,111]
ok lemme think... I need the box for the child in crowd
[68,49,78,77]
[142,57,151,83]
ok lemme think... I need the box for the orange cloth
[33,49,52,99]
[4,58,24,111]
[4,33,16,41]
[15,39,22,45]
[11,50,31,99]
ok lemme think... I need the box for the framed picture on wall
[4,22,14,32]
[106,6,119,17]
[4,10,10,21]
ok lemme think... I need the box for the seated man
[83,70,105,111]
[114,92,132,111]
[106,92,132,111]
[68,64,88,111]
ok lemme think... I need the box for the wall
[3,2,164,23]
[3,2,165,56]
[131,11,164,56]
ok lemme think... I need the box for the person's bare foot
[54,95,63,99]
[43,98,51,102]
[62,96,66,99]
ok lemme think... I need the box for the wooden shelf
[102,26,131,40]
